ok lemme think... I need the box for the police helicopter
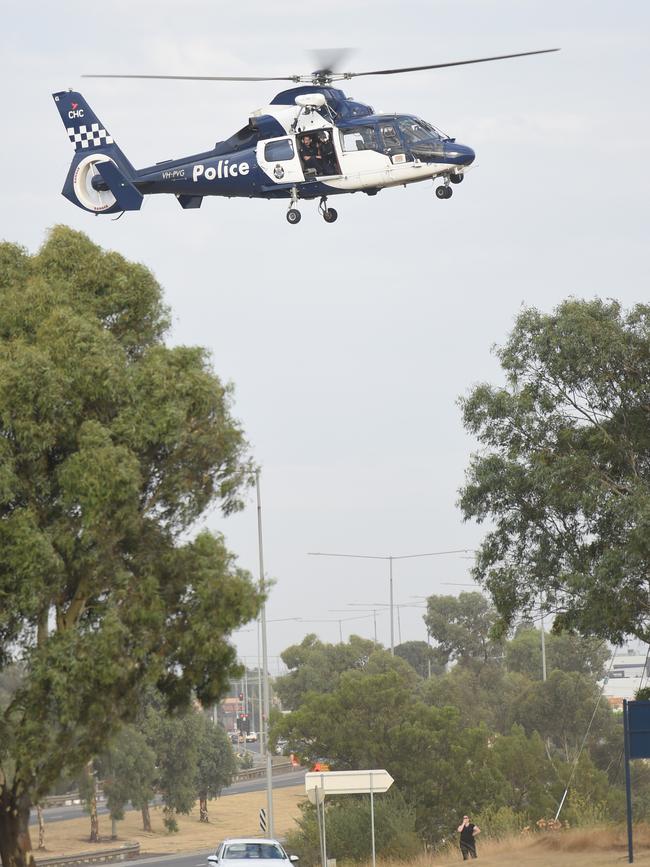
[53,48,558,224]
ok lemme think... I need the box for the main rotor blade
[344,48,560,78]
[83,48,559,86]
[309,47,353,76]
[82,73,298,82]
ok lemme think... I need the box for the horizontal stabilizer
[96,161,143,211]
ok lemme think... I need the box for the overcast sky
[2,1,649,668]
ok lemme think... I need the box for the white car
[208,839,299,866]
[245,731,258,742]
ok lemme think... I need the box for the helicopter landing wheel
[286,208,301,224]
[450,173,464,184]
[435,185,452,199]
[323,208,338,223]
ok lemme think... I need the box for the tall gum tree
[459,299,650,642]
[0,227,261,867]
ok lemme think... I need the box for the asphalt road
[34,770,306,825]
[117,841,302,867]
[122,852,215,867]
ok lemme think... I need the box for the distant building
[602,647,650,707]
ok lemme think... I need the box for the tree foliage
[284,791,421,865]
[275,634,377,710]
[273,603,634,847]
[506,627,609,681]
[195,713,236,822]
[0,227,260,867]
[394,640,446,678]
[459,299,650,643]
[98,725,156,823]
[424,592,501,666]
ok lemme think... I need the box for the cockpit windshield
[398,117,446,142]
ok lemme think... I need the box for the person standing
[457,814,481,860]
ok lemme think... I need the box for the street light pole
[540,595,547,682]
[256,469,274,838]
[308,549,473,655]
[388,556,394,655]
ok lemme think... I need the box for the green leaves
[424,592,501,665]
[459,299,650,642]
[0,227,260,824]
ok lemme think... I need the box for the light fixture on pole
[347,601,426,647]
[308,549,473,654]
[300,613,376,644]
[330,608,385,646]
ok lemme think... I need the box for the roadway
[34,770,306,825]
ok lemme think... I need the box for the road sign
[305,769,394,804]
[259,807,267,833]
[306,770,394,867]
[628,700,650,759]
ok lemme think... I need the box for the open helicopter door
[257,136,305,186]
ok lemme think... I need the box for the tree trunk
[141,804,152,833]
[36,805,45,850]
[0,790,36,867]
[199,797,209,823]
[87,763,99,843]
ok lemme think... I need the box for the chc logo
[68,109,85,119]
[193,160,250,182]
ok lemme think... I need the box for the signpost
[623,700,650,863]
[305,770,394,867]
[259,808,267,834]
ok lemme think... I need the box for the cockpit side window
[265,139,295,162]
[339,126,378,152]
[379,124,402,150]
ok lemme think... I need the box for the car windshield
[223,844,285,860]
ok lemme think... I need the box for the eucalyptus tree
[0,227,260,867]
[460,300,650,642]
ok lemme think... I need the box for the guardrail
[41,794,105,809]
[231,760,302,781]
[40,761,301,807]
[35,843,140,866]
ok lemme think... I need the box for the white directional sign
[305,769,394,804]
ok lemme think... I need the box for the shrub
[284,790,421,866]
[473,806,526,840]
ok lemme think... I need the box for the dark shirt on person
[460,824,477,846]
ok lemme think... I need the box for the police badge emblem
[274,164,285,180]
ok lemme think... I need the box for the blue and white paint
[53,86,475,221]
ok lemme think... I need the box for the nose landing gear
[435,183,453,199]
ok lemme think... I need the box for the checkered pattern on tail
[67,122,114,150]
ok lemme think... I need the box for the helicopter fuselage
[54,85,475,221]
[135,86,475,201]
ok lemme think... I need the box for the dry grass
[35,784,305,859]
[373,826,650,867]
[36,793,650,867]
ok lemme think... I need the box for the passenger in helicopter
[300,133,325,175]
[317,130,338,175]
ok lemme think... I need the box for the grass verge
[35,784,305,858]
